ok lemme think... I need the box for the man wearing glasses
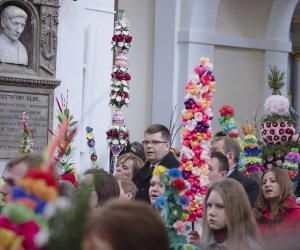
[133,124,179,203]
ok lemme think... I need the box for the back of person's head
[83,199,169,250]
[255,167,294,219]
[130,141,146,162]
[93,173,120,206]
[202,178,261,250]
[214,131,226,137]
[117,152,144,173]
[212,136,241,163]
[5,153,43,171]
[144,124,171,142]
[117,177,138,200]
[59,180,77,203]
[210,151,229,172]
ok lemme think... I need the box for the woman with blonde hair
[115,152,144,179]
[255,167,300,246]
[201,178,263,250]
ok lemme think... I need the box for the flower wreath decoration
[109,65,131,109]
[106,110,129,173]
[180,57,216,222]
[153,166,199,250]
[111,18,132,54]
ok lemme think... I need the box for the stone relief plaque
[0,90,49,157]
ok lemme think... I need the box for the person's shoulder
[160,152,180,168]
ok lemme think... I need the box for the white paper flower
[125,98,129,103]
[112,139,119,145]
[111,95,116,99]
[181,146,195,159]
[115,81,121,86]
[204,62,213,71]
[264,95,289,115]
[122,80,128,86]
[115,30,121,35]
[114,88,120,92]
[118,42,124,47]
[116,96,122,102]
[115,25,121,30]
[192,167,201,176]
[120,67,127,72]
[123,87,129,93]
[112,67,118,72]
[125,43,130,48]
[186,119,197,131]
[122,31,129,35]
[205,108,214,118]
[35,229,50,247]
[191,74,199,84]
[194,112,203,121]
[120,139,126,145]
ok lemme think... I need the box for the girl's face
[206,190,227,230]
[116,159,134,179]
[262,171,281,200]
[149,175,164,205]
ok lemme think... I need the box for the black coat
[228,168,260,207]
[132,152,180,203]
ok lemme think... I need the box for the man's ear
[126,192,133,200]
[221,171,228,177]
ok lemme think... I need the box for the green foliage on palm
[268,65,285,95]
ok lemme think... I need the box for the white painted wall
[55,0,114,173]
[118,0,154,143]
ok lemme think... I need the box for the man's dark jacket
[228,167,260,207]
[133,152,179,203]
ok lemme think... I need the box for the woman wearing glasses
[132,124,180,203]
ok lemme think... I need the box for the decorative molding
[33,0,59,6]
[0,75,60,89]
[177,30,292,52]
[291,48,300,61]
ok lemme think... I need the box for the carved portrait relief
[0,5,28,65]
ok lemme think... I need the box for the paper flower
[154,167,195,250]
[282,148,300,182]
[111,18,132,54]
[86,126,99,169]
[109,66,131,109]
[180,57,216,221]
[19,112,33,154]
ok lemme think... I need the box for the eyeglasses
[142,140,168,146]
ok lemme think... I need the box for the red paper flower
[173,178,186,192]
[61,173,78,189]
[26,169,58,189]
[125,35,132,43]
[219,105,235,117]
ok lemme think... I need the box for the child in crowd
[117,177,138,201]
[149,174,164,207]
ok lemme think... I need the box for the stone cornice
[0,75,60,89]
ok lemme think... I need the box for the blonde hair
[201,179,262,250]
[117,177,138,199]
[117,152,144,173]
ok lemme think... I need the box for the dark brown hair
[144,124,171,142]
[210,151,229,172]
[212,136,241,163]
[255,167,294,221]
[93,173,120,206]
[83,199,169,250]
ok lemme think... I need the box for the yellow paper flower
[196,132,206,141]
[209,81,216,92]
[190,140,199,147]
[200,57,209,65]
[200,165,208,175]
[181,128,188,138]
[182,110,194,120]
[153,165,167,176]
[0,228,23,249]
[184,161,193,171]
[87,132,94,140]
[200,99,211,109]
[187,85,200,96]
[189,200,199,211]
[19,178,58,201]
[182,212,189,220]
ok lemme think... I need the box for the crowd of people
[0,123,300,250]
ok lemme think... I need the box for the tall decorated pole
[180,57,216,222]
[106,18,132,174]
